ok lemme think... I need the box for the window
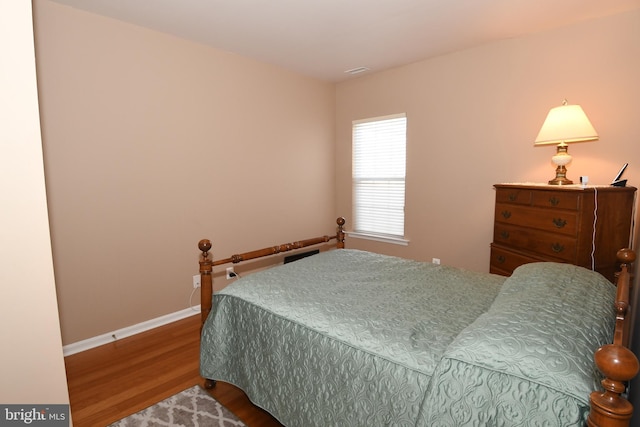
[352,113,407,243]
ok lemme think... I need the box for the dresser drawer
[495,203,578,236]
[495,188,531,205]
[493,223,577,262]
[531,191,580,211]
[496,187,582,211]
[489,244,542,276]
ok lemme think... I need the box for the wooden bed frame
[197,216,638,427]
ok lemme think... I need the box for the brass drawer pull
[549,197,560,206]
[552,218,567,228]
[508,193,517,202]
[500,231,510,239]
[496,255,506,264]
[551,243,565,253]
[501,211,512,219]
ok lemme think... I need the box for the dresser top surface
[495,183,636,192]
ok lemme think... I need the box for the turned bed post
[337,216,346,248]
[588,248,639,427]
[198,239,213,328]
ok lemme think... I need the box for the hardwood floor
[64,314,282,426]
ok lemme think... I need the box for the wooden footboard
[588,248,639,427]
[198,216,346,326]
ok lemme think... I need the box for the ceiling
[49,0,640,82]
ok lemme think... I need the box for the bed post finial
[199,239,212,258]
[588,344,638,427]
[198,239,213,327]
[616,248,635,272]
[336,217,346,249]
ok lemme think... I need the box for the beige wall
[1,0,69,405]
[33,0,640,347]
[336,10,640,272]
[33,0,336,345]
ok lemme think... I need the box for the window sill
[347,232,409,246]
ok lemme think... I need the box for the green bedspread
[200,249,615,426]
[422,262,616,426]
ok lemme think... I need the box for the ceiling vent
[344,67,370,75]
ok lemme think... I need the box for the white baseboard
[63,305,201,357]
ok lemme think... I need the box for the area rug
[109,385,246,426]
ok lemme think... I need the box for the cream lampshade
[534,100,598,185]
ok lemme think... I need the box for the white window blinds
[352,113,406,239]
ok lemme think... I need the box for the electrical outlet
[226,267,235,280]
[192,274,201,288]
[432,258,441,265]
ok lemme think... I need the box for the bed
[197,217,638,427]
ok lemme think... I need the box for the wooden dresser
[490,183,636,282]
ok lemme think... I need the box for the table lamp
[534,99,598,185]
